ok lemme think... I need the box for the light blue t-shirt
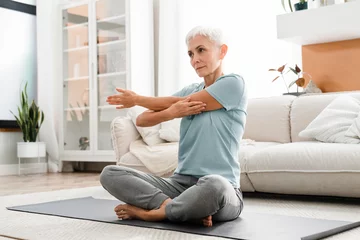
[172,73,247,188]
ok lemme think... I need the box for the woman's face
[187,35,223,77]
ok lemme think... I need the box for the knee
[200,174,229,195]
[100,165,127,188]
[100,165,114,187]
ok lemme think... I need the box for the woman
[101,26,247,227]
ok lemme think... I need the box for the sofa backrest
[290,91,360,142]
[243,95,296,143]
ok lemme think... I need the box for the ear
[220,44,228,59]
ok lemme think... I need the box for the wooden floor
[0,172,101,196]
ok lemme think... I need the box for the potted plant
[10,82,46,160]
[294,0,308,11]
[269,63,308,96]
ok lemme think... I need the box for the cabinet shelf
[64,76,89,82]
[64,107,89,111]
[63,40,125,53]
[277,1,360,45]
[64,45,89,53]
[97,15,126,30]
[98,105,117,110]
[98,39,126,54]
[63,15,125,31]
[64,22,88,30]
[98,71,126,78]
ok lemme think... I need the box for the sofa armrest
[111,116,140,162]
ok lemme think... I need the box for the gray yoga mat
[7,197,360,240]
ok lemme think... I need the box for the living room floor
[0,172,101,196]
[1,173,360,239]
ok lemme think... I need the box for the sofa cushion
[291,91,360,142]
[346,113,360,139]
[118,139,277,192]
[111,117,140,161]
[247,142,360,197]
[298,95,360,144]
[243,95,296,143]
[159,118,181,142]
[127,106,165,146]
[239,141,282,173]
[118,152,150,173]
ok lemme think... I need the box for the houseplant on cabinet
[10,82,46,174]
[269,63,307,96]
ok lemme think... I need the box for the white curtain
[157,0,302,98]
[37,0,61,172]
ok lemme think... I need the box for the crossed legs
[100,165,243,226]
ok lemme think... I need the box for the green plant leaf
[40,111,45,125]
[289,67,298,75]
[288,0,293,12]
[281,0,286,12]
[288,79,297,88]
[24,82,28,101]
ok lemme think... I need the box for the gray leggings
[100,165,244,222]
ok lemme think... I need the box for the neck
[203,66,224,88]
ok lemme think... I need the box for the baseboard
[0,163,47,176]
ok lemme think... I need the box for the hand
[107,88,138,109]
[167,98,206,118]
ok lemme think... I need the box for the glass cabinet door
[95,0,127,151]
[62,4,91,151]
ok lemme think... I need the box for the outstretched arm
[136,98,206,127]
[107,88,185,111]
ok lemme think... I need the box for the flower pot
[283,92,306,96]
[17,142,46,158]
[294,2,308,10]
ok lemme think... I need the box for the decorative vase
[17,142,46,158]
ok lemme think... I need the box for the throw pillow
[345,113,360,139]
[127,106,165,146]
[159,118,182,142]
[298,95,360,144]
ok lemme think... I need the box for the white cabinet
[59,0,154,166]
[277,1,360,45]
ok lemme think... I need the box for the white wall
[0,2,39,175]
[156,0,302,98]
[0,0,58,175]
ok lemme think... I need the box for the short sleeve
[205,75,245,111]
[172,83,199,97]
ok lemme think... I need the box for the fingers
[191,104,206,112]
[188,101,206,107]
[116,88,126,93]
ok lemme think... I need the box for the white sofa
[110,92,360,198]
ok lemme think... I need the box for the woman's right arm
[107,88,186,111]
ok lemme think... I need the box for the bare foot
[114,204,149,221]
[202,215,213,227]
[114,198,172,222]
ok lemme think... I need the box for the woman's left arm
[188,90,223,111]
[189,76,245,112]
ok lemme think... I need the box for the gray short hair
[185,26,224,46]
